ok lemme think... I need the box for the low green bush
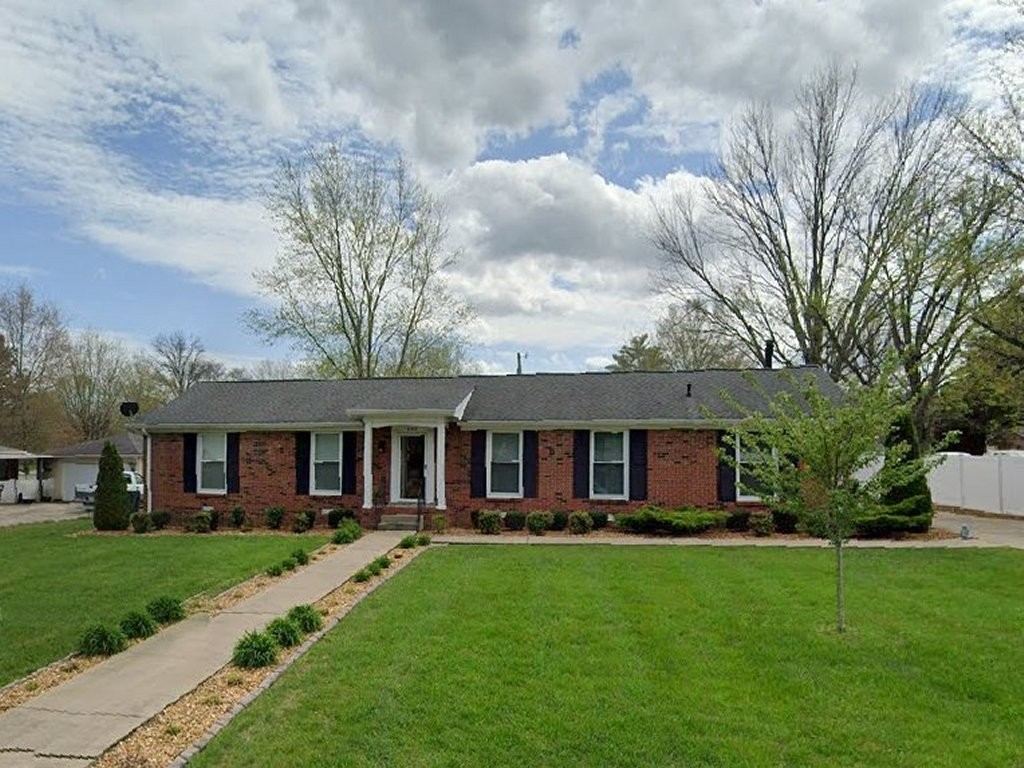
[526,511,552,535]
[119,610,157,640]
[504,510,526,531]
[568,511,594,535]
[266,563,283,577]
[184,510,213,533]
[292,509,316,533]
[726,510,751,532]
[266,617,302,648]
[230,505,246,528]
[332,519,362,544]
[374,555,392,570]
[399,534,417,549]
[550,510,569,531]
[151,510,171,530]
[288,604,323,634]
[282,557,298,571]
[616,506,728,536]
[130,512,152,534]
[478,510,501,535]
[353,568,371,582]
[367,561,382,576]
[416,533,431,547]
[147,595,186,625]
[326,508,356,528]
[265,506,285,530]
[749,510,774,537]
[79,624,127,656]
[208,509,220,531]
[854,513,932,538]
[588,510,609,529]
[232,630,278,668]
[772,509,799,534]
[292,548,310,566]
[432,513,446,533]
[470,510,481,529]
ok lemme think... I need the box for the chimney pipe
[763,338,775,369]
[686,382,692,398]
[516,352,523,375]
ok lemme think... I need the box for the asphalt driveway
[933,510,1024,548]
[0,502,89,528]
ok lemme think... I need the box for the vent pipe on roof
[763,338,775,369]
[686,382,692,398]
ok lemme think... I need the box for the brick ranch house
[137,367,835,529]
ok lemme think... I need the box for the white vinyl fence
[928,452,1024,516]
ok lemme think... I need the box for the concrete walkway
[0,503,89,528]
[0,531,404,768]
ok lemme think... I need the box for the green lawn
[0,519,328,685]
[193,545,1023,768]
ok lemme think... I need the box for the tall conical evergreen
[94,441,130,531]
[883,413,934,526]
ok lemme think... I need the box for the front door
[401,434,425,501]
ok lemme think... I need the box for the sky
[0,0,1018,375]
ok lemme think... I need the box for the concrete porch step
[377,514,420,531]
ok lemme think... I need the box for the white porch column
[362,421,373,509]
[435,421,447,510]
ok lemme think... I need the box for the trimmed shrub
[568,511,594,535]
[617,506,728,536]
[353,568,371,583]
[130,512,152,534]
[550,510,569,531]
[287,604,323,634]
[292,548,309,566]
[373,555,391,570]
[772,509,799,534]
[147,595,185,625]
[367,561,382,576]
[726,510,750,531]
[504,510,526,531]
[282,557,298,571]
[882,412,934,529]
[265,506,285,530]
[119,610,157,640]
[478,510,501,535]
[432,512,446,533]
[232,630,278,668]
[327,508,356,528]
[749,510,774,537]
[93,441,130,531]
[208,509,220,531]
[184,510,212,533]
[151,510,171,530]
[854,513,932,539]
[266,563,284,577]
[470,510,481,529]
[79,624,127,656]
[332,519,362,545]
[230,506,246,528]
[526,511,552,535]
[416,533,431,547]
[292,509,316,533]
[588,510,609,529]
[399,534,417,549]
[266,617,302,648]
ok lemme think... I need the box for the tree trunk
[835,539,846,633]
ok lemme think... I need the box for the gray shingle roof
[140,367,838,429]
[49,433,143,458]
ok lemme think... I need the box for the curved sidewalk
[0,531,405,768]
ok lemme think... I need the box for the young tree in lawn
[718,370,943,632]
[93,440,130,531]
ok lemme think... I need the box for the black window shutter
[226,433,241,494]
[470,431,486,498]
[295,432,311,495]
[717,431,736,502]
[183,433,197,493]
[572,429,590,499]
[341,432,357,495]
[629,429,647,501]
[522,430,538,498]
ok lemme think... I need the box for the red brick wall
[151,426,724,529]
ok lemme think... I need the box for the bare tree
[247,145,473,378]
[150,331,225,398]
[228,358,314,380]
[56,332,131,441]
[655,299,752,369]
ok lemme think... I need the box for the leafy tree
[606,333,671,371]
[655,299,751,369]
[718,370,944,632]
[150,331,225,398]
[93,441,130,531]
[247,144,473,378]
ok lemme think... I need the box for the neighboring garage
[49,433,144,502]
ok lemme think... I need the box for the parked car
[75,470,145,511]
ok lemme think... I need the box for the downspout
[143,427,152,514]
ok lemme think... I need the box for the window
[591,431,628,499]
[197,432,226,494]
[487,431,522,498]
[311,433,341,494]
[735,435,773,502]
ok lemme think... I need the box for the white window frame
[590,430,629,501]
[486,431,523,499]
[197,432,227,495]
[310,432,343,496]
[735,434,776,502]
